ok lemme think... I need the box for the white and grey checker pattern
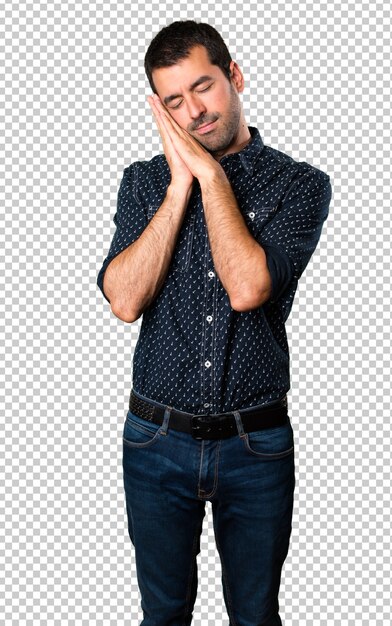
[1,2,391,625]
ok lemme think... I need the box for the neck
[213,123,251,162]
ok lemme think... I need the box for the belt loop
[160,406,172,435]
[233,410,245,437]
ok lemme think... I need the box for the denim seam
[214,529,238,626]
[244,435,294,459]
[182,520,203,625]
[197,440,221,499]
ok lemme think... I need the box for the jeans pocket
[243,419,294,459]
[122,410,162,448]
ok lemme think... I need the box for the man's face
[151,45,244,155]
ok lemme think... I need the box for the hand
[148,94,221,183]
[147,94,194,191]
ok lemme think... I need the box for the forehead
[152,45,222,95]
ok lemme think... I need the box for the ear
[230,61,245,93]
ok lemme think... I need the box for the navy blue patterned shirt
[97,126,332,414]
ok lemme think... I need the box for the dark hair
[144,20,233,94]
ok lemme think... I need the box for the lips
[196,120,217,133]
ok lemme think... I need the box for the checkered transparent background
[1,1,391,624]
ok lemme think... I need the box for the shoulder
[124,153,169,180]
[122,154,171,207]
[260,143,331,185]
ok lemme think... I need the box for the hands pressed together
[147,93,220,189]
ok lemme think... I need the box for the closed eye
[171,84,212,110]
[197,85,212,94]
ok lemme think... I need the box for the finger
[151,96,200,148]
[148,96,181,158]
[158,112,183,156]
[148,96,172,133]
[152,96,184,135]
[149,97,183,150]
[153,98,203,150]
[148,96,164,127]
[148,97,171,145]
[149,95,204,167]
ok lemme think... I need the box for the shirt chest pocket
[147,203,196,273]
[243,205,278,237]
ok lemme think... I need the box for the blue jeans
[122,391,295,626]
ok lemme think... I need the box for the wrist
[168,181,193,199]
[198,163,227,189]
[166,183,193,203]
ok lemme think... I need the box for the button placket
[202,235,216,411]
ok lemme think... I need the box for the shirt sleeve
[97,163,148,304]
[260,242,296,302]
[259,168,332,303]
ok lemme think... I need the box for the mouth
[196,120,217,134]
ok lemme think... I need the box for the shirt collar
[219,126,264,176]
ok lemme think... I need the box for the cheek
[208,93,226,114]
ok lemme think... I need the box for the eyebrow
[163,75,214,106]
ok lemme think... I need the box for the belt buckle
[191,414,215,440]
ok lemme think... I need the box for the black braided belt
[129,389,289,440]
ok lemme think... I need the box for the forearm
[104,183,192,322]
[199,167,272,310]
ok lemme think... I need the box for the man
[97,20,332,626]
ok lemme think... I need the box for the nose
[186,95,207,124]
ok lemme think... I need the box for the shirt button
[204,402,210,408]
[208,271,215,278]
[205,360,211,368]
[248,211,255,219]
[206,315,213,322]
